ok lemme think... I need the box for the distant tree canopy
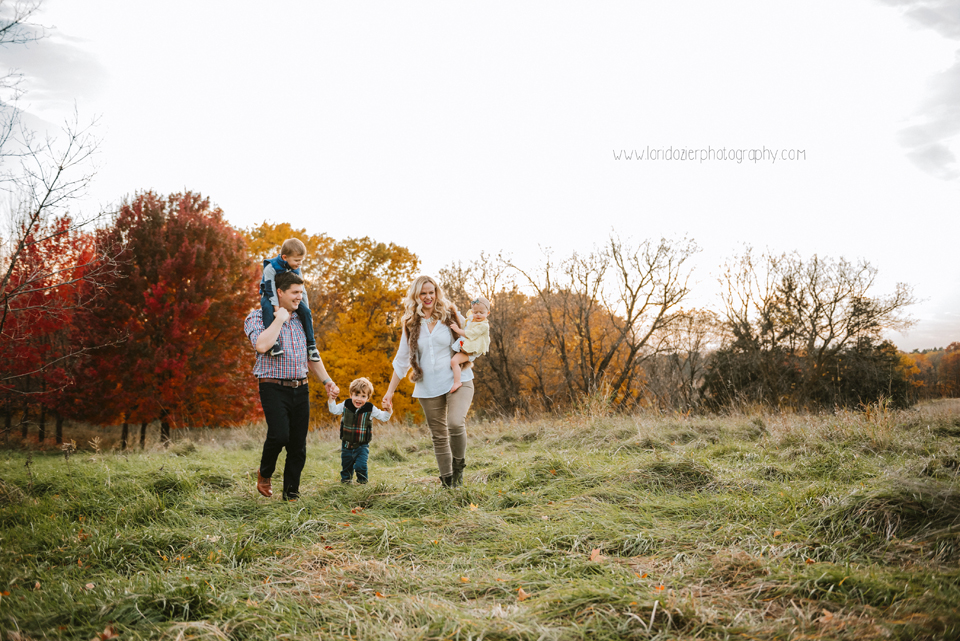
[438,244,936,415]
[704,250,917,409]
[441,235,700,415]
[939,343,960,398]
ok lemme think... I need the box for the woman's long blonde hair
[400,275,461,382]
[401,275,454,332]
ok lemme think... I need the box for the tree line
[441,245,952,415]
[3,191,958,447]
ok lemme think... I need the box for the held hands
[381,392,393,411]
[324,380,339,398]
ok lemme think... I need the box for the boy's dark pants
[261,296,317,347]
[341,443,369,484]
[258,382,311,498]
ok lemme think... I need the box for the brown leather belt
[258,377,308,388]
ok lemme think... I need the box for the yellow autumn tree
[242,223,422,422]
[243,222,342,335]
[319,237,421,421]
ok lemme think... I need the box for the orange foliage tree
[440,235,698,416]
[319,238,420,421]
[243,223,421,421]
[940,343,960,398]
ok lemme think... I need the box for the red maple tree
[0,214,112,443]
[92,191,259,443]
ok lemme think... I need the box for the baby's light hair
[281,238,307,257]
[470,295,491,312]
[349,377,374,397]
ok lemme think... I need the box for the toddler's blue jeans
[341,443,369,484]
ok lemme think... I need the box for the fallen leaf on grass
[351,507,364,514]
[805,559,816,564]
[589,548,605,563]
[517,587,530,601]
[655,584,665,592]
[375,591,386,598]
[773,530,782,537]
[91,625,119,640]
[817,609,834,623]
[85,583,95,590]
[468,503,478,511]
[460,577,469,583]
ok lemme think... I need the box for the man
[244,270,339,501]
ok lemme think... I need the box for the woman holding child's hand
[383,276,473,487]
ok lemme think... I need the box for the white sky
[4,0,959,350]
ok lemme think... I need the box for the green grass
[1,400,959,640]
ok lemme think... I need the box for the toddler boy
[328,377,392,484]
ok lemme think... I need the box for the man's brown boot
[257,469,273,497]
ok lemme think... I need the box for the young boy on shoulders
[328,377,392,484]
[260,238,320,361]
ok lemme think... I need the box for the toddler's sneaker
[308,345,321,362]
[269,342,284,357]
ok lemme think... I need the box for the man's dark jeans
[259,382,310,499]
[341,443,369,484]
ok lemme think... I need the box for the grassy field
[1,401,959,640]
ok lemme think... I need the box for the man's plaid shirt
[244,309,308,380]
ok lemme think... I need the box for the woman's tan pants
[418,381,474,477]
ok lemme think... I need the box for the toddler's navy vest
[340,401,374,446]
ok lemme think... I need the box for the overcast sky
[3,0,958,350]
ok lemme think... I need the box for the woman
[382,275,474,487]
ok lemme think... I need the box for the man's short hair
[275,270,304,292]
[349,377,374,396]
[281,238,307,257]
